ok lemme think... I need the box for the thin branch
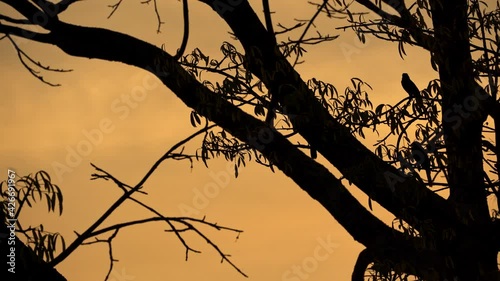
[88,217,170,237]
[104,229,119,281]
[0,14,32,24]
[0,23,51,42]
[176,218,247,277]
[274,22,305,35]
[140,0,164,33]
[354,0,402,24]
[81,229,120,281]
[53,0,81,15]
[1,0,49,26]
[50,124,216,266]
[135,123,216,189]
[173,0,189,60]
[292,0,329,66]
[6,35,71,86]
[48,181,141,267]
[262,0,275,43]
[86,215,245,276]
[107,0,124,18]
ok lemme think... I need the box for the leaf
[346,9,353,22]
[416,9,426,27]
[60,234,66,251]
[430,56,438,71]
[45,193,52,213]
[398,41,407,58]
[376,145,382,157]
[254,104,265,116]
[56,187,63,216]
[189,111,202,127]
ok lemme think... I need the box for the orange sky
[0,1,441,280]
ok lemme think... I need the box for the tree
[0,0,499,280]
[1,135,244,281]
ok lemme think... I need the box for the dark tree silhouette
[411,141,432,186]
[1,0,500,281]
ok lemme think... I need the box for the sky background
[0,1,441,280]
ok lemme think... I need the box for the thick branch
[429,0,488,217]
[198,0,459,232]
[353,0,435,50]
[1,0,56,28]
[428,0,497,278]
[35,0,80,16]
[354,0,403,24]
[0,14,31,25]
[351,246,448,281]
[173,0,189,60]
[38,21,406,252]
[0,24,52,42]
[352,248,373,281]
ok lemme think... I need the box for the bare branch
[0,22,51,42]
[53,0,81,15]
[81,229,120,281]
[0,14,32,24]
[274,22,305,35]
[49,124,215,267]
[6,35,72,86]
[140,0,164,33]
[352,248,373,281]
[135,123,215,189]
[1,0,57,29]
[175,218,246,277]
[107,0,124,18]
[174,0,190,60]
[291,0,330,66]
[262,0,275,42]
[354,0,403,24]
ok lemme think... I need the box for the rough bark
[428,0,498,279]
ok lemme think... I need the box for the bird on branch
[401,73,424,109]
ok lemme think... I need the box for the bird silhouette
[401,73,424,109]
[411,141,432,186]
